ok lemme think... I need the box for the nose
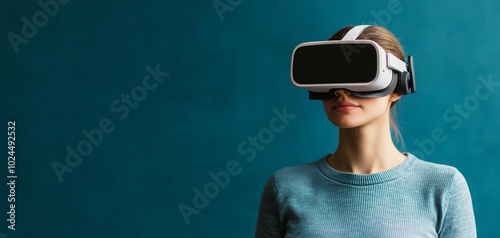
[334,89,351,97]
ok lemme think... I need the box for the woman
[255,25,476,237]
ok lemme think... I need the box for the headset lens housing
[292,43,378,85]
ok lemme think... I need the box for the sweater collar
[318,153,417,186]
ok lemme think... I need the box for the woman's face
[321,89,401,129]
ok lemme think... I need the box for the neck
[329,114,406,174]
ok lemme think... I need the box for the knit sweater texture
[255,153,476,237]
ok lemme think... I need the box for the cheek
[363,100,390,117]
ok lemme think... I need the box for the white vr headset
[290,25,416,99]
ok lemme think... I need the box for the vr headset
[290,25,416,99]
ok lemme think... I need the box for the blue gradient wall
[0,0,498,237]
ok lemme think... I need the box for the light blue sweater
[255,153,476,237]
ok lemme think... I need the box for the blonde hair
[329,25,405,146]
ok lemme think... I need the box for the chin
[329,118,365,129]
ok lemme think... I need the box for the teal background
[1,0,499,237]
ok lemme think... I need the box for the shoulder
[273,159,319,178]
[409,154,470,193]
[271,158,322,181]
[411,154,464,178]
[409,155,476,235]
[266,156,325,192]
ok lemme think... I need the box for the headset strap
[341,25,370,41]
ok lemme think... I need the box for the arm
[438,169,477,237]
[255,175,283,238]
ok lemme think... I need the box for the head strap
[341,25,370,41]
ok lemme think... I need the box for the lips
[332,101,359,112]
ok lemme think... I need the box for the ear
[389,92,402,103]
